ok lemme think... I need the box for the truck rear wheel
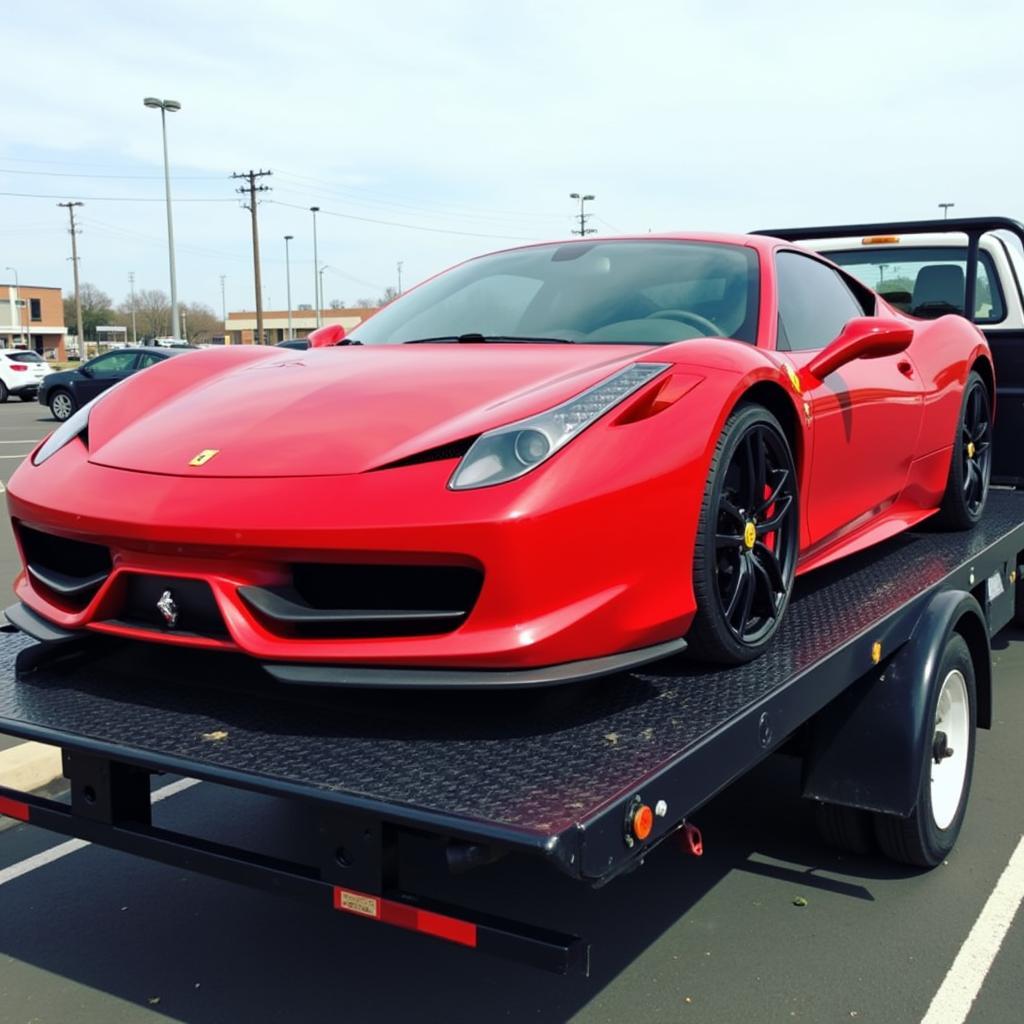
[874,633,976,867]
[814,801,875,856]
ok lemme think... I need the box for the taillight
[10,364,28,372]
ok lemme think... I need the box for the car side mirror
[308,324,347,348]
[78,365,93,377]
[802,317,913,386]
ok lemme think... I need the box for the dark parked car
[276,339,310,350]
[40,347,190,422]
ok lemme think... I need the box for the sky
[2,0,1022,317]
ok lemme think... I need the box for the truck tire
[874,633,976,867]
[814,802,876,856]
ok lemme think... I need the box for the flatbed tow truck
[1,219,1023,977]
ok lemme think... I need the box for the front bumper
[5,442,699,679]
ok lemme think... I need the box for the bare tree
[181,302,221,343]
[63,283,114,341]
[122,288,171,339]
[328,298,345,310]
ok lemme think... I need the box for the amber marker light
[862,235,900,245]
[632,804,654,841]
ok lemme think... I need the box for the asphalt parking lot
[0,397,1021,1023]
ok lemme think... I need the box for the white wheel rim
[52,395,71,419]
[930,669,970,830]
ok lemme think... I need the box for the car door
[75,350,141,404]
[774,251,924,548]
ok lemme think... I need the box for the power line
[0,191,235,202]
[232,170,272,344]
[0,167,226,180]
[268,199,538,241]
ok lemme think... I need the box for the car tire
[687,404,799,664]
[49,390,76,422]
[0,381,8,404]
[873,633,976,868]
[932,371,991,530]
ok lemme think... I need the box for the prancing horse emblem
[157,590,178,629]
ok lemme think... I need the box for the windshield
[351,240,760,345]
[826,245,1006,323]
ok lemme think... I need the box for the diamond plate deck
[1,491,1022,862]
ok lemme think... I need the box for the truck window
[826,246,1005,323]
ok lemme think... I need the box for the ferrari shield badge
[781,361,802,394]
[188,449,220,467]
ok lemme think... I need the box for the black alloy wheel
[689,404,800,664]
[934,371,991,529]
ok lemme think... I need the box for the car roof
[86,346,188,357]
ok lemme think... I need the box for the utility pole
[569,192,596,236]
[232,169,272,344]
[128,271,138,345]
[397,260,404,295]
[58,201,84,352]
[284,236,294,339]
[310,207,321,327]
[181,306,188,343]
[220,274,227,324]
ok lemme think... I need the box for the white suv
[0,349,52,403]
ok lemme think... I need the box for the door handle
[897,360,914,378]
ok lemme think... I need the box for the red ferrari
[5,234,993,683]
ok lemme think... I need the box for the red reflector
[10,365,28,371]
[0,795,29,821]
[333,887,477,948]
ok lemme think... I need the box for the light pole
[397,260,404,295]
[128,271,137,345]
[319,265,329,313]
[310,207,321,327]
[939,202,955,220]
[220,273,227,325]
[4,266,22,346]
[569,192,596,236]
[143,97,182,340]
[284,236,294,339]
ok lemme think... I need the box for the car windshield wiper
[403,334,575,344]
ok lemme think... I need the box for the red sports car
[5,234,993,684]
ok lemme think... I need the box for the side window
[86,352,138,378]
[137,353,163,369]
[776,251,865,351]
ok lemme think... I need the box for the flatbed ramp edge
[0,490,1022,973]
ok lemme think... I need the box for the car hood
[86,344,659,477]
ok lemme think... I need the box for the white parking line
[0,777,201,888]
[921,835,1024,1024]
[0,454,30,459]
[0,441,42,444]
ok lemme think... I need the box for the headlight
[449,362,670,490]
[33,397,98,465]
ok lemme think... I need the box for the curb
[0,741,63,830]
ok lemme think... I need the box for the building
[0,283,67,359]
[224,307,378,345]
